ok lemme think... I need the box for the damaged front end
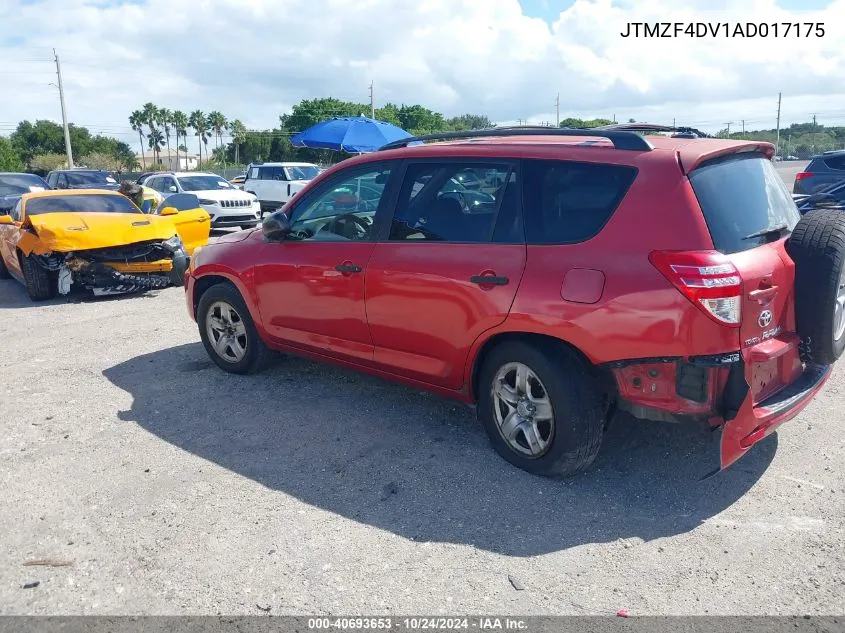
[31,236,188,296]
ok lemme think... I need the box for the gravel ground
[2,166,844,616]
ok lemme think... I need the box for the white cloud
[0,0,843,146]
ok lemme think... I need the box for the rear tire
[197,281,270,374]
[787,209,845,365]
[477,341,604,478]
[19,252,57,301]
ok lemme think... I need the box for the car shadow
[103,342,777,557]
[0,278,168,309]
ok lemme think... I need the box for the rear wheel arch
[468,331,613,404]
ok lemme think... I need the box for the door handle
[749,285,778,302]
[197,217,208,222]
[470,275,509,286]
[335,263,362,274]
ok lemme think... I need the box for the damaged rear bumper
[720,363,831,469]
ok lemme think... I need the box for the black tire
[786,209,845,365]
[197,281,271,374]
[477,341,604,478]
[19,252,57,301]
[0,253,11,279]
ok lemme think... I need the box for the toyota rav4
[184,126,844,478]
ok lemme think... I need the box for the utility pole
[723,122,733,137]
[555,93,560,127]
[54,48,73,168]
[775,92,782,158]
[673,117,676,127]
[811,112,817,129]
[741,120,745,133]
[369,81,375,119]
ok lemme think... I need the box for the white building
[136,148,199,171]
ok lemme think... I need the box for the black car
[0,172,51,214]
[794,180,845,214]
[45,169,121,191]
[793,150,845,195]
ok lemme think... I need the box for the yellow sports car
[0,188,210,301]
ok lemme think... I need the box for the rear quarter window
[688,154,800,255]
[822,155,845,171]
[522,160,637,244]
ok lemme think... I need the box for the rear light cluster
[794,172,812,182]
[650,251,742,327]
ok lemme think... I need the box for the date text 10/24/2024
[620,22,825,38]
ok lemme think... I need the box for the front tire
[19,252,57,301]
[477,341,604,478]
[197,281,270,374]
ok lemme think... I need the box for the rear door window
[388,162,519,243]
[688,155,800,255]
[521,160,636,244]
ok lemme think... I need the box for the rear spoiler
[682,143,775,174]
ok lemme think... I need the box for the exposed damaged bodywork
[30,238,188,295]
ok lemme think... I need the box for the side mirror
[160,207,178,216]
[262,209,291,241]
[0,214,13,225]
[168,186,178,193]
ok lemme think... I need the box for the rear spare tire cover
[786,208,845,365]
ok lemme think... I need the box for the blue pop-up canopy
[290,116,413,153]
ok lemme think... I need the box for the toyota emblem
[758,310,773,328]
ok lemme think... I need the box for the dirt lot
[2,164,844,615]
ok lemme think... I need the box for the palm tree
[172,110,188,170]
[158,108,172,169]
[229,119,247,165]
[141,102,160,164]
[147,129,164,168]
[129,110,146,169]
[208,111,228,152]
[189,110,208,165]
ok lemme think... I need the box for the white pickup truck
[243,162,321,215]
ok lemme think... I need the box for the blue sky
[1,0,844,143]
[518,0,834,21]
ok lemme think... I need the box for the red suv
[184,126,845,478]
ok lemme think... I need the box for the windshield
[178,175,234,191]
[689,155,801,255]
[65,171,118,186]
[26,194,142,216]
[285,166,320,181]
[0,174,49,196]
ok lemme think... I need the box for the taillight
[649,250,742,327]
[794,172,812,181]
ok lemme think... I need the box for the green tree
[229,119,247,165]
[208,111,228,152]
[129,110,146,168]
[79,151,120,171]
[30,153,67,172]
[397,104,446,134]
[158,107,173,166]
[141,102,160,164]
[0,136,24,171]
[189,110,208,164]
[447,114,493,131]
[172,110,189,170]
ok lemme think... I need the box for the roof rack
[378,126,654,152]
[595,122,713,139]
